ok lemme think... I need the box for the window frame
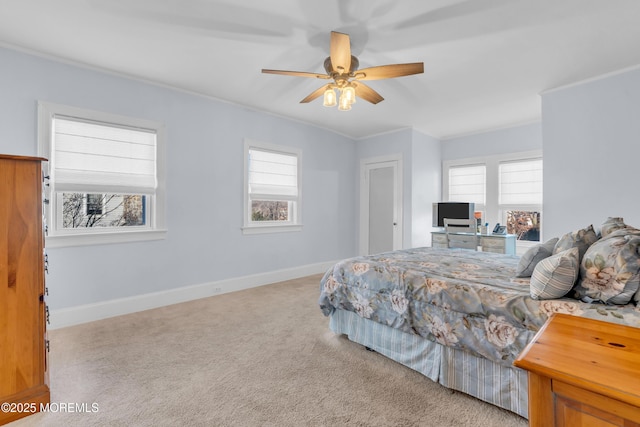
[443,150,542,250]
[38,101,167,247]
[242,139,302,235]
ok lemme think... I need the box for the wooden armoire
[0,154,50,425]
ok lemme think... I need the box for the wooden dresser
[0,154,50,425]
[514,313,640,427]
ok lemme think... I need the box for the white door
[360,156,402,255]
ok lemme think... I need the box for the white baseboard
[50,261,336,329]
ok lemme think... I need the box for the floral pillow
[515,237,559,278]
[553,224,599,262]
[600,217,632,238]
[573,231,640,305]
[530,247,580,300]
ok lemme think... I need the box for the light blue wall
[410,129,441,247]
[541,66,640,238]
[441,122,542,161]
[356,128,441,249]
[0,47,357,310]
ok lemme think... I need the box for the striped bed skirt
[329,308,529,418]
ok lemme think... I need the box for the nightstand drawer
[431,233,448,248]
[480,237,506,253]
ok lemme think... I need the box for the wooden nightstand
[514,313,640,426]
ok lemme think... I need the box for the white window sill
[46,229,167,248]
[242,224,303,235]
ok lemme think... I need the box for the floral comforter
[319,247,640,367]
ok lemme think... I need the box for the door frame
[359,154,403,255]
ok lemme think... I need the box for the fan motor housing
[324,56,359,75]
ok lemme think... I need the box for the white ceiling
[2,0,640,140]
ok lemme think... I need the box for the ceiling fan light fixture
[262,31,423,110]
[338,93,352,111]
[343,85,356,104]
[323,88,337,107]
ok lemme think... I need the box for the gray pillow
[553,224,599,262]
[530,247,580,300]
[515,237,559,278]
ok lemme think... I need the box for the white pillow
[530,247,579,300]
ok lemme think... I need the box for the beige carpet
[12,274,527,427]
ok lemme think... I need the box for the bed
[318,221,640,418]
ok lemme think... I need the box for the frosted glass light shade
[323,88,337,107]
[338,93,351,111]
[343,85,356,104]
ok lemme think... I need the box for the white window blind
[448,164,485,204]
[248,148,298,201]
[52,116,157,194]
[499,159,542,204]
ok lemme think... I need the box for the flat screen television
[432,202,475,227]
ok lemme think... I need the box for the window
[38,102,166,247]
[243,139,301,234]
[448,163,486,207]
[85,194,103,215]
[499,158,542,242]
[443,151,542,247]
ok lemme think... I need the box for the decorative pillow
[573,232,640,305]
[515,237,559,278]
[530,247,580,300]
[553,225,599,262]
[600,217,628,239]
[604,227,640,240]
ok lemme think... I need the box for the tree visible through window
[63,193,146,228]
[251,200,289,222]
[506,210,540,241]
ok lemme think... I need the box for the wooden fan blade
[330,31,351,75]
[300,84,331,103]
[355,63,424,81]
[262,69,330,79]
[353,82,384,104]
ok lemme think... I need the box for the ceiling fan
[262,31,424,111]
